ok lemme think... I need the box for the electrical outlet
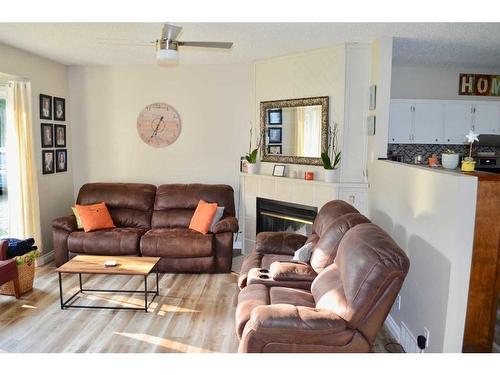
[397,294,402,310]
[423,327,430,351]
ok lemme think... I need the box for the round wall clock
[136,102,182,147]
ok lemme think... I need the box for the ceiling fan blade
[162,23,182,40]
[178,41,233,49]
[96,38,154,46]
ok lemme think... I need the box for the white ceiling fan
[97,23,233,64]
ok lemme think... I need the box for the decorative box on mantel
[239,173,368,254]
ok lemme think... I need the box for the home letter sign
[459,73,500,96]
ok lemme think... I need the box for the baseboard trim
[36,250,54,266]
[384,313,401,342]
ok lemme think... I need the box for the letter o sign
[477,77,489,94]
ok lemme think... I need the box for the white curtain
[6,81,42,250]
[296,106,321,157]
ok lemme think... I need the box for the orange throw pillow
[75,202,116,233]
[189,200,218,234]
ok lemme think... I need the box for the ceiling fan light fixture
[156,39,179,63]
[156,48,178,62]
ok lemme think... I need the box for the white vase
[441,153,459,170]
[324,169,336,183]
[247,163,258,174]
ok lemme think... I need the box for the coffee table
[56,255,161,312]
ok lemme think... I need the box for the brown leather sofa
[238,200,370,289]
[236,222,410,353]
[52,183,238,273]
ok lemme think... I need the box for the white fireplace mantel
[239,172,368,253]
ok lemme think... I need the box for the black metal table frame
[58,267,159,312]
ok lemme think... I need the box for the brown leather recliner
[238,200,370,289]
[236,223,410,353]
[52,183,238,273]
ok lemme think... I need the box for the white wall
[254,46,346,178]
[367,38,393,162]
[368,160,477,352]
[69,64,253,201]
[0,42,73,254]
[340,44,370,183]
[392,64,500,102]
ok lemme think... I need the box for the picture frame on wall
[268,145,282,155]
[268,127,282,144]
[41,123,54,148]
[367,115,376,135]
[369,85,377,110]
[54,124,66,148]
[272,164,286,177]
[42,150,54,174]
[267,109,282,125]
[55,149,68,173]
[39,94,52,120]
[53,97,66,121]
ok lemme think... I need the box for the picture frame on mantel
[369,85,377,110]
[272,164,286,177]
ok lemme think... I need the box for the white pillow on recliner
[292,242,314,262]
[209,206,225,233]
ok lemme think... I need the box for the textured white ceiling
[0,23,499,68]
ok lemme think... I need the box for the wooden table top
[56,255,161,276]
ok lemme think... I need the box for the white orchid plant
[245,123,261,164]
[321,122,341,170]
[464,129,479,161]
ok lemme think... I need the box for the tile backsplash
[387,144,500,164]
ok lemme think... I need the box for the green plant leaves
[246,148,258,163]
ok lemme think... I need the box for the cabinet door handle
[447,139,450,142]
[349,195,356,204]
[435,138,438,142]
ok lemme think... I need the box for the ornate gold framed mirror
[260,96,329,165]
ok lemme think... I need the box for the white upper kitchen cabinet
[413,102,444,144]
[473,103,500,135]
[443,102,473,144]
[389,101,413,144]
[389,99,500,145]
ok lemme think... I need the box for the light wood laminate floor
[0,257,397,353]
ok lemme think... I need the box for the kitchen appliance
[476,155,500,173]
[476,135,500,173]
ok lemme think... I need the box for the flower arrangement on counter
[462,130,479,172]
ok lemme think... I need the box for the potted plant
[321,122,341,182]
[245,126,260,174]
[461,130,478,172]
[441,149,459,170]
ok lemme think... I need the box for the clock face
[136,103,182,147]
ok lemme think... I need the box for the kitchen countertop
[381,160,500,181]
